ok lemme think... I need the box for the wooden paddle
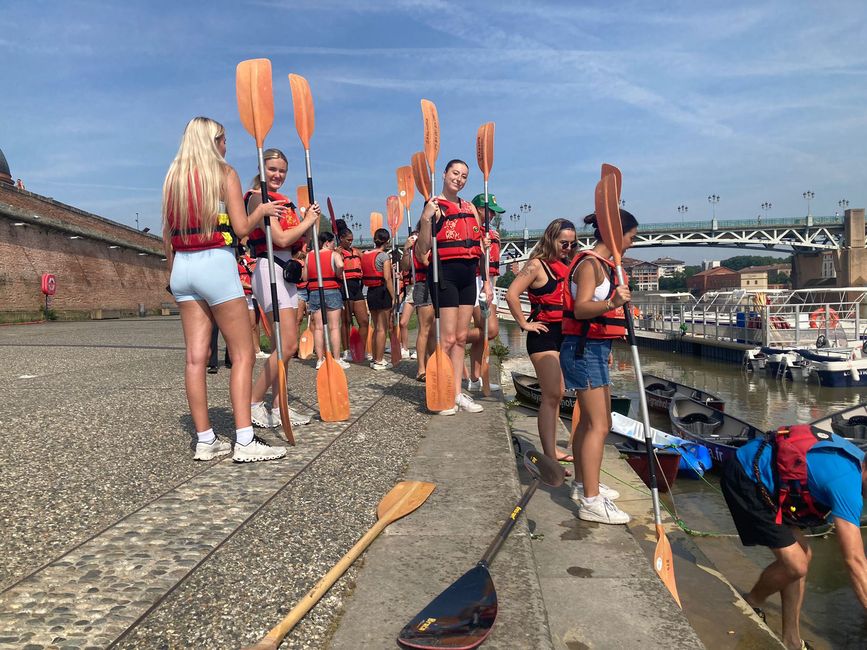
[370,211,383,238]
[596,167,680,607]
[245,480,436,650]
[397,165,417,287]
[236,58,294,445]
[288,75,350,422]
[397,451,563,648]
[411,151,431,202]
[420,99,455,412]
[328,197,362,362]
[387,194,403,366]
[475,122,495,397]
[298,314,314,360]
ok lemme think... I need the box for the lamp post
[838,199,849,216]
[135,212,140,230]
[707,194,719,220]
[760,201,772,224]
[677,204,688,225]
[519,203,531,254]
[802,191,814,216]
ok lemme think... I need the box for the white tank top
[571,257,611,302]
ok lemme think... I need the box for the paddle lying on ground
[288,73,350,422]
[387,194,404,366]
[328,196,362,361]
[236,58,294,445]
[397,450,564,649]
[596,166,681,607]
[475,122,495,397]
[420,99,455,412]
[245,480,436,650]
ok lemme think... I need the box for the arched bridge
[498,215,845,262]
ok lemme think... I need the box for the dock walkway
[2,318,708,649]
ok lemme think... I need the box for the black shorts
[341,278,364,302]
[428,258,478,309]
[526,321,563,355]
[721,458,797,549]
[366,285,392,311]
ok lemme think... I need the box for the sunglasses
[559,241,578,250]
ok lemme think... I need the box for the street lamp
[519,203,532,229]
[803,191,814,216]
[135,212,140,230]
[707,194,720,220]
[838,199,849,213]
[677,204,688,224]
[760,202,772,224]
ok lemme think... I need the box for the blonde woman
[162,117,287,463]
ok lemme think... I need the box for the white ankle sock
[196,428,216,444]
[251,401,264,409]
[581,494,601,506]
[236,426,254,446]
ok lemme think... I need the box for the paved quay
[1,317,723,649]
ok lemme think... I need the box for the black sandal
[742,594,766,622]
[415,373,426,382]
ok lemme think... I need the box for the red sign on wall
[41,273,57,296]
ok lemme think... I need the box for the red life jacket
[412,245,428,283]
[238,254,255,296]
[341,246,362,280]
[361,250,385,287]
[306,250,340,291]
[245,190,304,257]
[434,198,482,261]
[751,425,836,527]
[561,250,627,339]
[168,174,235,252]
[489,229,501,277]
[527,259,569,324]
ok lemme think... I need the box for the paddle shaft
[614,265,662,526]
[303,152,335,357]
[429,172,443,343]
[258,148,285,362]
[479,477,540,566]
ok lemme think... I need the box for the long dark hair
[583,209,638,243]
[373,227,391,247]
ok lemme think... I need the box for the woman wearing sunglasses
[505,218,577,470]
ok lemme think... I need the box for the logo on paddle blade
[655,557,663,572]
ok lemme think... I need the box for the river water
[498,322,867,649]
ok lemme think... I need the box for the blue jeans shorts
[171,247,244,306]
[560,337,612,390]
[307,288,343,312]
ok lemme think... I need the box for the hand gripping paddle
[397,450,564,649]
[288,75,349,423]
[597,165,680,607]
[236,58,294,445]
[244,481,436,650]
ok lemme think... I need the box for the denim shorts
[308,288,343,312]
[171,247,245,306]
[560,337,612,390]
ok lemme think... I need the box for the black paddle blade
[523,449,566,488]
[397,564,497,649]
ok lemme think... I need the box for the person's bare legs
[439,305,474,399]
[251,307,298,404]
[531,350,568,461]
[415,304,434,377]
[352,299,370,356]
[311,308,325,363]
[178,300,215,433]
[400,301,415,349]
[372,309,389,362]
[211,298,256,428]
[326,307,343,357]
[572,384,610,496]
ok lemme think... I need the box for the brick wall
[0,185,170,320]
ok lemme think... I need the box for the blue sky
[2,0,866,263]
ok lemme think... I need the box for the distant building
[738,263,792,278]
[739,269,768,291]
[687,266,738,295]
[651,256,685,277]
[630,261,663,291]
[701,260,721,271]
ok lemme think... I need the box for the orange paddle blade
[411,152,431,202]
[297,185,311,210]
[476,122,495,180]
[601,163,622,202]
[425,347,455,412]
[316,352,350,422]
[288,73,315,149]
[258,304,272,338]
[277,363,295,445]
[397,166,414,211]
[236,59,274,148]
[387,195,402,234]
[655,523,681,607]
[298,319,314,359]
[420,99,440,173]
[370,212,383,238]
[595,173,623,266]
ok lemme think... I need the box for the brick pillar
[843,209,867,286]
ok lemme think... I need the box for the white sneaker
[274,406,311,427]
[456,392,484,413]
[233,436,286,463]
[578,496,630,524]
[409,349,417,359]
[315,358,325,370]
[251,402,280,429]
[466,377,501,392]
[366,353,373,361]
[570,481,621,501]
[193,438,231,461]
[256,350,270,359]
[401,347,412,358]
[436,405,458,416]
[341,349,352,361]
[370,360,392,371]
[337,358,351,370]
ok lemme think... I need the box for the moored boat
[615,440,681,493]
[668,397,762,466]
[511,371,631,417]
[643,373,725,412]
[796,349,867,387]
[610,412,712,478]
[810,402,867,439]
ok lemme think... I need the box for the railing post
[763,304,771,347]
[795,305,800,347]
